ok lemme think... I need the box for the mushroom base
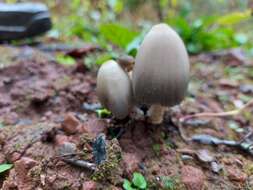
[131,106,145,120]
[147,105,167,124]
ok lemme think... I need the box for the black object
[92,133,107,165]
[0,3,52,41]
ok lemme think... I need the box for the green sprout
[123,172,147,190]
[0,164,13,174]
[56,54,76,66]
[96,108,111,118]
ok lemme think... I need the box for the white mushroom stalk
[147,105,167,124]
[96,60,133,119]
[132,23,190,124]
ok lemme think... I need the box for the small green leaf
[187,43,202,54]
[160,0,170,8]
[108,0,123,14]
[192,19,203,29]
[100,23,139,49]
[217,10,251,25]
[123,179,136,190]
[132,172,147,189]
[126,34,144,56]
[0,164,13,174]
[56,54,76,66]
[95,53,114,66]
[96,108,111,118]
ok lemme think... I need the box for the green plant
[123,172,147,190]
[123,180,137,190]
[100,23,139,49]
[56,54,76,66]
[152,144,161,156]
[161,176,177,190]
[96,108,111,118]
[0,164,13,174]
[50,0,253,61]
[167,9,252,54]
[217,10,251,25]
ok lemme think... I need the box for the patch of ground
[0,45,97,125]
[0,45,253,190]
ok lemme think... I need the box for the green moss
[81,134,94,145]
[161,176,185,190]
[91,138,122,184]
[152,144,161,156]
[81,134,94,160]
[28,165,43,183]
[244,163,253,175]
[148,175,186,190]
[14,143,22,151]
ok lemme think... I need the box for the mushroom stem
[148,104,166,124]
[131,106,145,120]
[128,71,132,80]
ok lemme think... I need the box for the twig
[177,122,192,142]
[170,118,191,142]
[238,130,253,144]
[55,153,84,158]
[180,98,253,122]
[61,157,96,171]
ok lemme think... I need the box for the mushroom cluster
[96,23,190,124]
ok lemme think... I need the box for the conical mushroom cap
[96,60,132,119]
[133,23,190,106]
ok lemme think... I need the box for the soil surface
[0,45,253,190]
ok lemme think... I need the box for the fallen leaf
[66,45,101,58]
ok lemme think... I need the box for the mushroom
[96,60,133,119]
[132,23,190,124]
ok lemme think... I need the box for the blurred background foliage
[4,0,253,57]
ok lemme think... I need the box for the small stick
[176,121,192,142]
[180,98,253,122]
[56,153,84,158]
[238,130,253,144]
[61,157,96,171]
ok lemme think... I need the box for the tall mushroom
[132,23,190,124]
[96,60,133,119]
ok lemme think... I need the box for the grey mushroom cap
[96,60,133,119]
[132,23,190,107]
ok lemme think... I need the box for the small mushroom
[96,60,133,119]
[132,23,190,124]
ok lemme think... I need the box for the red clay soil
[0,46,253,190]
